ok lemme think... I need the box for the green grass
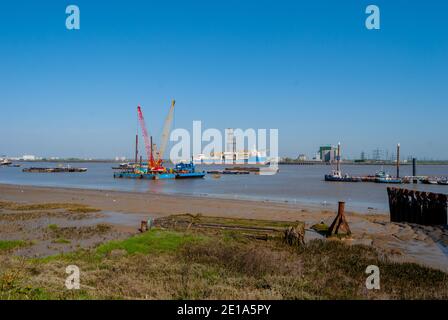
[310,223,329,236]
[0,240,29,251]
[2,213,447,300]
[96,229,206,256]
[47,224,58,231]
[0,201,100,213]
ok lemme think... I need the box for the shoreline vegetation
[0,184,447,299]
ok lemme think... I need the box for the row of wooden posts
[387,187,447,225]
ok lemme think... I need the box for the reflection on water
[1,162,447,213]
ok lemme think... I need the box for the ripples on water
[1,162,447,213]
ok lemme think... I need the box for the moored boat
[174,161,206,179]
[375,177,402,184]
[324,143,361,182]
[23,166,87,173]
[421,178,438,185]
[374,170,402,184]
[325,170,361,182]
[0,159,13,166]
[112,162,135,170]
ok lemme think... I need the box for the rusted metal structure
[387,187,447,225]
[328,201,352,236]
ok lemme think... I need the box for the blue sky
[0,0,447,159]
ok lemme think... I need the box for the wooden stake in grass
[328,201,351,237]
[139,220,148,233]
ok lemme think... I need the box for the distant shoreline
[7,159,448,165]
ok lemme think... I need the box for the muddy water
[1,162,447,214]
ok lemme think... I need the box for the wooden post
[387,188,447,226]
[139,220,148,232]
[412,158,417,183]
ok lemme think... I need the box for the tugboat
[325,170,362,182]
[174,161,206,179]
[324,143,361,182]
[374,170,402,184]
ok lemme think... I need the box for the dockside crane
[137,105,156,170]
[156,99,175,165]
[137,100,176,172]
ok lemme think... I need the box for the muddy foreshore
[0,183,447,272]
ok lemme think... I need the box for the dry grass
[45,223,112,240]
[0,211,447,300]
[0,201,100,214]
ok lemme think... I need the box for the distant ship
[0,159,12,166]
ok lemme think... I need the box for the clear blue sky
[0,0,447,159]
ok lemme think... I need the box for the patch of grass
[0,268,90,300]
[0,201,99,213]
[1,214,447,300]
[0,240,29,252]
[96,228,205,256]
[181,240,302,278]
[298,240,448,299]
[67,207,101,214]
[47,224,111,240]
[311,222,329,235]
[47,224,58,231]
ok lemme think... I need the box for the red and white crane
[136,100,175,171]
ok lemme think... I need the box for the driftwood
[328,201,351,237]
[387,187,447,225]
[284,224,305,246]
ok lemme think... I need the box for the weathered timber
[387,187,447,225]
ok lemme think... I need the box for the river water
[1,162,447,213]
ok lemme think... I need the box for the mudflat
[0,183,447,272]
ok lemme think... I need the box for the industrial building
[319,145,338,163]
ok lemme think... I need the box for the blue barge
[113,161,205,180]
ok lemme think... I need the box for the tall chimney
[336,142,341,173]
[396,143,400,178]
